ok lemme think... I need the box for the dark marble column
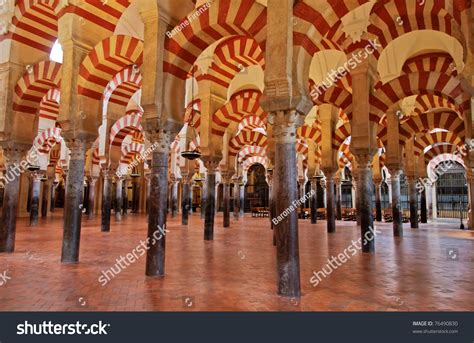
[420,187,427,223]
[41,177,50,218]
[145,174,151,214]
[0,146,27,253]
[145,131,171,277]
[239,184,245,215]
[298,180,305,217]
[374,178,382,222]
[181,176,190,225]
[115,177,123,221]
[356,155,375,253]
[50,181,57,212]
[88,177,97,219]
[101,171,113,232]
[389,169,403,237]
[122,179,128,216]
[201,182,206,219]
[272,114,301,297]
[407,176,419,229]
[29,173,41,226]
[233,178,240,220]
[335,177,342,221]
[222,175,230,228]
[61,139,88,263]
[324,173,336,233]
[203,160,219,240]
[171,179,178,218]
[353,175,361,226]
[267,170,276,245]
[310,178,318,224]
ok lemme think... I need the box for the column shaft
[29,175,41,226]
[310,179,318,224]
[408,177,419,229]
[101,173,112,232]
[115,178,122,221]
[273,117,301,297]
[0,149,24,253]
[375,181,382,222]
[420,187,427,223]
[358,160,375,252]
[61,140,86,263]
[204,172,216,240]
[223,181,230,228]
[182,181,190,225]
[325,176,336,233]
[391,172,403,237]
[145,138,170,277]
[88,179,97,219]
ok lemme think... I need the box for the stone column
[298,179,305,217]
[181,175,191,225]
[335,177,342,220]
[29,173,42,226]
[122,178,128,217]
[374,177,382,222]
[420,186,427,223]
[87,177,97,219]
[41,176,51,218]
[114,177,123,221]
[353,175,361,226]
[389,169,404,237]
[387,179,393,207]
[310,177,318,224]
[354,154,375,252]
[222,174,231,228]
[240,183,245,215]
[61,138,88,263]
[407,176,419,229]
[203,159,219,240]
[214,182,220,214]
[233,177,240,220]
[145,130,171,277]
[50,181,57,212]
[171,178,178,218]
[432,183,438,220]
[323,173,336,233]
[0,145,28,253]
[200,182,206,219]
[272,112,301,297]
[101,170,113,232]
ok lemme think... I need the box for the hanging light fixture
[181,65,202,161]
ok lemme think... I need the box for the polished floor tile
[0,211,473,311]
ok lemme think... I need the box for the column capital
[1,142,30,164]
[145,129,172,153]
[201,157,220,173]
[269,110,305,144]
[63,138,91,160]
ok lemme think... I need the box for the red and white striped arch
[243,156,268,174]
[399,111,465,143]
[164,0,266,80]
[402,53,457,77]
[428,153,466,178]
[38,88,60,121]
[229,130,267,156]
[309,81,353,120]
[35,126,62,154]
[104,66,143,107]
[414,131,463,156]
[371,72,467,123]
[297,122,322,145]
[120,142,144,165]
[13,60,61,115]
[424,144,459,164]
[109,114,143,147]
[195,35,265,91]
[78,35,143,100]
[8,0,60,53]
[238,145,266,163]
[213,90,266,136]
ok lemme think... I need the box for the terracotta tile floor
[0,211,473,311]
